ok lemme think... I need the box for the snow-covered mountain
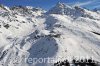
[0,3,100,66]
[47,2,100,20]
[93,8,100,14]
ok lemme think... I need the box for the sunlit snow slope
[0,3,100,66]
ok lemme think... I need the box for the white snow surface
[0,3,100,66]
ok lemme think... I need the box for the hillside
[0,3,100,66]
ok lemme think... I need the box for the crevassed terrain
[0,3,100,66]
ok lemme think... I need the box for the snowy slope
[0,3,100,66]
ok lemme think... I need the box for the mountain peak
[47,3,86,18]
[55,2,66,8]
[56,2,72,9]
[46,2,72,15]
